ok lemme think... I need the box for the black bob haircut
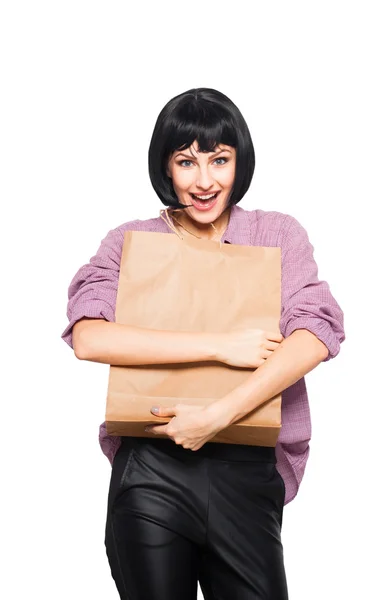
[148,88,255,210]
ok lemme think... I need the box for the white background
[1,1,378,598]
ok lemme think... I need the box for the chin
[187,204,227,223]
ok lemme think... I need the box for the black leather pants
[105,436,288,600]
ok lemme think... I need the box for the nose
[196,165,214,190]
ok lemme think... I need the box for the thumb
[150,405,176,417]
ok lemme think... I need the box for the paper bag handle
[159,209,184,239]
[159,208,222,248]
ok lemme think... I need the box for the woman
[62,88,345,599]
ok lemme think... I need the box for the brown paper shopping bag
[105,222,282,446]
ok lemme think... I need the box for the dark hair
[148,88,255,209]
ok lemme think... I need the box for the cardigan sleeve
[279,215,345,361]
[61,226,125,349]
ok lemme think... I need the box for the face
[166,140,236,225]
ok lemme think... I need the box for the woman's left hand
[145,404,228,451]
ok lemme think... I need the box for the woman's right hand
[216,328,283,368]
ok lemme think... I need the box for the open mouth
[190,191,220,201]
[189,191,221,209]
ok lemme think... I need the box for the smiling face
[166,140,236,226]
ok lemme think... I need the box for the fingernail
[145,427,150,432]
[151,407,160,414]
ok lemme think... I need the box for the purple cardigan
[62,205,345,504]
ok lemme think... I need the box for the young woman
[62,88,345,599]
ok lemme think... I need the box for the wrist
[202,332,224,362]
[204,397,234,430]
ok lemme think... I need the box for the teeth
[192,193,217,200]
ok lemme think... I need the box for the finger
[145,424,170,435]
[262,349,274,359]
[150,405,176,417]
[265,331,284,343]
[265,341,280,351]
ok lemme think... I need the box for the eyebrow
[174,148,232,160]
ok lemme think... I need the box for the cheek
[225,165,236,187]
[216,164,236,188]
[171,167,194,191]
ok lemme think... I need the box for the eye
[177,157,228,168]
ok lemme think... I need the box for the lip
[190,191,221,211]
[190,191,220,197]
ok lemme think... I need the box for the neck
[170,207,231,241]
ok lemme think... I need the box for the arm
[207,329,327,427]
[63,225,220,364]
[63,224,280,367]
[207,214,345,427]
[72,318,219,364]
